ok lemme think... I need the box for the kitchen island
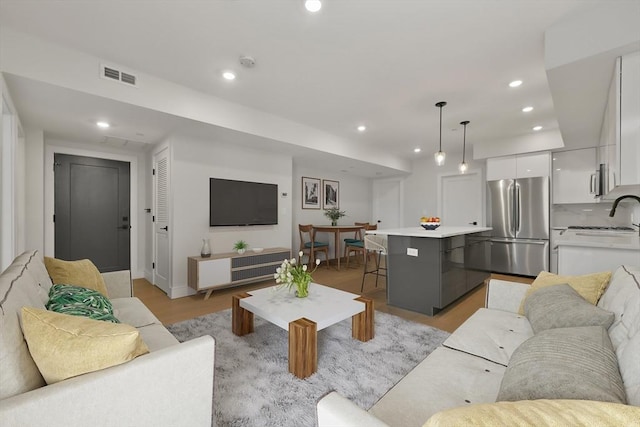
[369,226,492,316]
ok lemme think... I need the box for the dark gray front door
[54,153,130,272]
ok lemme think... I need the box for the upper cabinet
[619,52,640,187]
[486,152,551,181]
[598,51,640,197]
[552,148,598,204]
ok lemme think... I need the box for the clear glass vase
[294,278,310,298]
[201,238,211,258]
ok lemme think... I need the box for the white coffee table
[232,283,374,379]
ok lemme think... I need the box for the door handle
[515,185,520,233]
[118,225,130,230]
[160,226,168,231]
[469,221,477,225]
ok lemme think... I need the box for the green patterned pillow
[46,284,120,323]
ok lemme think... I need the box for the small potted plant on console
[233,240,248,254]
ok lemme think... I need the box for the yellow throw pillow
[518,270,612,315]
[423,399,640,427]
[21,307,149,384]
[44,257,109,297]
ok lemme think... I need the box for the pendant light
[459,120,470,174]
[434,101,447,166]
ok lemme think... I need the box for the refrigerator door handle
[514,184,520,234]
[490,238,547,245]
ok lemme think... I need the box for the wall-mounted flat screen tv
[209,178,278,226]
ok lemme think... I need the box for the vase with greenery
[274,252,321,298]
[233,240,248,254]
[324,207,346,226]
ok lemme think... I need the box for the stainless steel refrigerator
[487,177,549,276]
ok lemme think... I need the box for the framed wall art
[301,177,321,209]
[323,179,339,209]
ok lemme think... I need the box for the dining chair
[345,224,377,269]
[298,224,329,267]
[343,222,369,245]
[361,233,387,292]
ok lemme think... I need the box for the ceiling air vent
[120,72,136,86]
[100,64,138,87]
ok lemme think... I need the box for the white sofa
[0,250,215,427]
[317,265,640,426]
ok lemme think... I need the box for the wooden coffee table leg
[352,296,374,342]
[289,318,317,379]
[232,293,254,336]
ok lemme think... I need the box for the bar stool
[345,224,377,269]
[361,234,387,292]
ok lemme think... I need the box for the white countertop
[368,226,492,239]
[556,231,640,250]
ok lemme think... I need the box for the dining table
[312,224,364,270]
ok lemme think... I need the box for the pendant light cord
[462,122,466,163]
[439,105,443,152]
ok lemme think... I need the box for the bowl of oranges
[420,216,441,230]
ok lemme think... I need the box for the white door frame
[437,169,486,226]
[151,144,172,294]
[1,100,17,270]
[44,144,139,275]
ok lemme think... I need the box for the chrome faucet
[609,195,640,235]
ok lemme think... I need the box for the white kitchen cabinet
[598,51,640,196]
[486,152,551,181]
[558,245,639,275]
[550,228,566,274]
[552,148,598,204]
[620,51,640,186]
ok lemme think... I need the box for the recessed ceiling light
[414,148,421,153]
[222,71,236,80]
[357,125,366,132]
[522,106,533,112]
[305,0,322,12]
[533,125,543,131]
[96,121,110,129]
[509,80,523,88]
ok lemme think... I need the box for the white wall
[24,129,44,254]
[473,129,565,159]
[169,135,293,298]
[402,155,486,226]
[292,163,372,261]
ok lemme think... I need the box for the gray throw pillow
[524,283,614,334]
[497,326,627,404]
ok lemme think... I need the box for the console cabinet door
[199,258,231,288]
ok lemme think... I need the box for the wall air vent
[100,64,138,87]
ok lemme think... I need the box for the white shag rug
[167,309,449,427]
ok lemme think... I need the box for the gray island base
[371,226,492,316]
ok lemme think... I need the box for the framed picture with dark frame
[301,177,321,209]
[323,179,339,209]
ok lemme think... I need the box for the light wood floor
[135,262,532,334]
